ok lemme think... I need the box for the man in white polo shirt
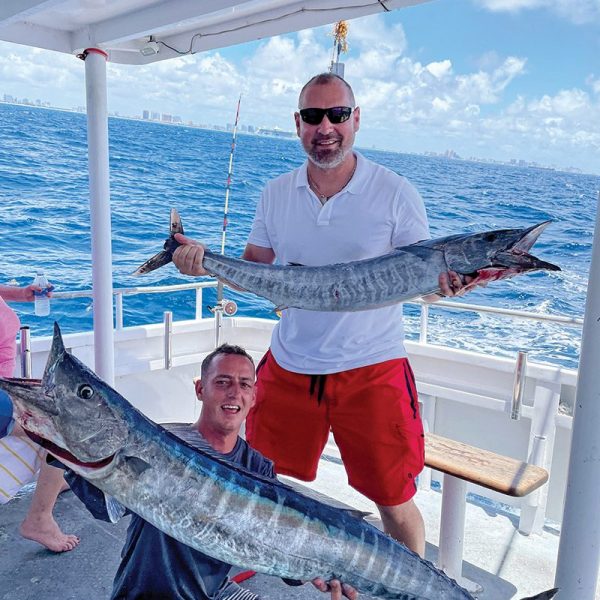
[172,73,474,558]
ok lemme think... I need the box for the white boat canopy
[0,0,430,64]
[1,2,598,599]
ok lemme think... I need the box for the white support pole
[438,475,482,594]
[555,192,600,598]
[195,287,203,320]
[519,380,560,535]
[83,48,115,385]
[438,475,466,579]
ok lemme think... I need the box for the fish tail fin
[520,588,559,600]
[133,208,184,275]
[133,250,173,276]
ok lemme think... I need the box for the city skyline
[1,91,585,175]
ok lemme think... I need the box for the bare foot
[19,517,80,552]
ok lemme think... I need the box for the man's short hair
[200,344,255,380]
[298,72,356,109]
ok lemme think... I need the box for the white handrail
[415,297,583,326]
[46,282,585,334]
[51,281,217,299]
[51,281,218,329]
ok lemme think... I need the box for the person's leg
[19,460,80,552]
[246,350,331,481]
[329,358,426,556]
[377,499,425,557]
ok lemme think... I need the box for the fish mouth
[465,221,560,287]
[493,221,560,273]
[0,375,116,471]
[25,429,116,470]
[0,376,54,413]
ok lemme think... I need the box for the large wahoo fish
[0,326,557,600]
[134,209,559,310]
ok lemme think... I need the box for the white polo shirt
[248,152,430,374]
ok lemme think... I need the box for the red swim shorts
[246,351,425,506]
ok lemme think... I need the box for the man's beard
[306,136,351,169]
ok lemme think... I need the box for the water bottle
[33,271,50,316]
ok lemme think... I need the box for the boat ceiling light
[139,36,159,56]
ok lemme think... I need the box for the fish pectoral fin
[123,455,153,476]
[281,578,304,587]
[287,261,305,266]
[104,494,127,523]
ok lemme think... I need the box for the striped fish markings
[134,209,560,310]
[0,325,557,600]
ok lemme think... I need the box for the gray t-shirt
[64,423,275,600]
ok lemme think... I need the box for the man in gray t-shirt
[56,344,356,600]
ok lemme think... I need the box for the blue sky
[0,0,599,173]
[400,1,597,97]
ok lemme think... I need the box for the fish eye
[77,384,94,400]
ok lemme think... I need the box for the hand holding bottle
[31,272,54,316]
[0,282,54,304]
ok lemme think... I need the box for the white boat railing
[415,298,583,344]
[49,282,585,340]
[52,281,218,329]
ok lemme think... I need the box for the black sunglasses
[299,106,353,125]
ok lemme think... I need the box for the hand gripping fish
[0,324,557,600]
[133,209,560,311]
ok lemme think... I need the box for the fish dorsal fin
[282,477,372,520]
[392,244,442,267]
[158,424,375,520]
[158,425,360,506]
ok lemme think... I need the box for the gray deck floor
[0,454,592,600]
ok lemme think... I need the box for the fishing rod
[215,93,242,347]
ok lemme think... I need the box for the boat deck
[1,449,585,600]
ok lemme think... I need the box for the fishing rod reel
[207,299,238,317]
[209,297,238,348]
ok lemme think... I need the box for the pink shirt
[0,297,20,377]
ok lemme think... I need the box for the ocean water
[1,103,598,370]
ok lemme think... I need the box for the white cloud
[586,75,600,94]
[432,96,452,111]
[0,42,85,106]
[427,60,453,79]
[473,0,600,24]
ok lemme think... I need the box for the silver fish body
[0,325,470,599]
[134,210,560,311]
[0,326,557,600]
